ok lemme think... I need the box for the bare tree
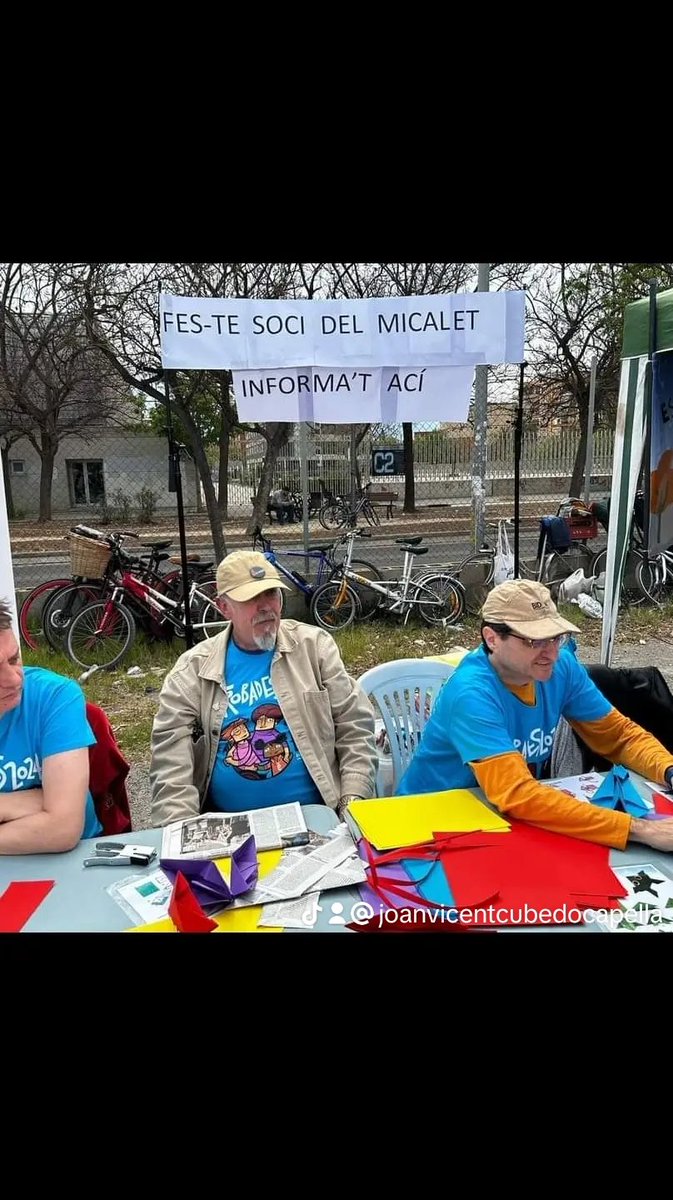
[524,264,673,495]
[0,263,129,520]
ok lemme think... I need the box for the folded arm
[0,748,89,854]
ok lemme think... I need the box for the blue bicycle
[251,527,383,619]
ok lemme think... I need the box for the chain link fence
[5,424,614,525]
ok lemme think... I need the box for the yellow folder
[349,791,509,851]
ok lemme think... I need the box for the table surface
[1,786,672,932]
[0,805,362,933]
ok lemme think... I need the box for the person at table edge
[398,580,673,852]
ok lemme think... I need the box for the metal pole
[473,263,490,547]
[350,426,357,508]
[163,373,194,648]
[583,355,597,504]
[299,420,310,572]
[513,362,525,577]
[642,279,658,552]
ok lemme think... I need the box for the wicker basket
[69,533,112,579]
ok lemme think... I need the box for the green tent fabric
[622,287,673,358]
[600,287,673,664]
[600,356,648,664]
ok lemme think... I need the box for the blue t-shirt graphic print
[208,641,322,812]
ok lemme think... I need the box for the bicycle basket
[557,499,598,541]
[68,533,112,579]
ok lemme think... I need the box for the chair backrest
[358,658,455,795]
[85,702,132,835]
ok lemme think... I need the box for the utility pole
[472,263,490,547]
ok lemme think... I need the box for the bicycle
[318,482,381,531]
[64,567,226,671]
[448,518,520,615]
[18,524,127,650]
[41,531,216,653]
[251,526,383,618]
[309,529,465,631]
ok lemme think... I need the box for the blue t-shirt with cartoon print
[207,640,323,812]
[398,645,611,796]
[0,666,100,838]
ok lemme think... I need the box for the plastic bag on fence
[493,522,515,585]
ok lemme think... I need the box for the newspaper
[233,826,364,909]
[160,801,309,862]
[546,772,605,802]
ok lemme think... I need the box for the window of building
[10,460,25,474]
[67,460,105,506]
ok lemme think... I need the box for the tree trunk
[569,397,589,498]
[402,422,416,513]
[217,373,233,519]
[569,428,589,498]
[38,432,56,522]
[246,424,290,535]
[1,444,15,519]
[171,394,226,561]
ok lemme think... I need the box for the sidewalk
[8,495,572,556]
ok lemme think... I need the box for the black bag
[581,664,673,771]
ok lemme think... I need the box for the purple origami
[161,834,259,912]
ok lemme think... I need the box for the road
[11,530,571,595]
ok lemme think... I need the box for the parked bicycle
[64,565,225,671]
[20,525,216,651]
[309,529,464,631]
[318,482,381,530]
[251,526,382,618]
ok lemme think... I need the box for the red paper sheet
[0,880,55,932]
[437,821,627,926]
[652,791,673,816]
[168,872,218,933]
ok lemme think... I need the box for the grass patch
[22,639,180,764]
[20,594,673,762]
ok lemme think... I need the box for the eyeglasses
[507,631,570,650]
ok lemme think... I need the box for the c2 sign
[372,448,405,476]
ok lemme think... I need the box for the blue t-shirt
[0,666,100,838]
[397,645,611,796]
[208,640,323,812]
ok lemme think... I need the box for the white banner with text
[159,292,525,371]
[231,365,475,424]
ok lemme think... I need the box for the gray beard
[253,631,277,652]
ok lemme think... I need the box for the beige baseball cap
[216,550,291,602]
[481,579,580,639]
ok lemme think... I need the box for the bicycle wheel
[542,543,595,601]
[363,500,381,527]
[19,578,73,649]
[190,596,227,640]
[413,573,465,627]
[328,558,383,620]
[454,551,494,616]
[310,580,361,631]
[590,546,647,606]
[635,558,666,605]
[42,582,105,651]
[66,601,136,670]
[319,502,349,531]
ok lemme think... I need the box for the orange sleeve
[570,709,673,785]
[470,752,632,849]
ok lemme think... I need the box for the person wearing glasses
[397,579,673,852]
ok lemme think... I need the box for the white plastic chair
[358,658,455,795]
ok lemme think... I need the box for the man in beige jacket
[150,550,377,826]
